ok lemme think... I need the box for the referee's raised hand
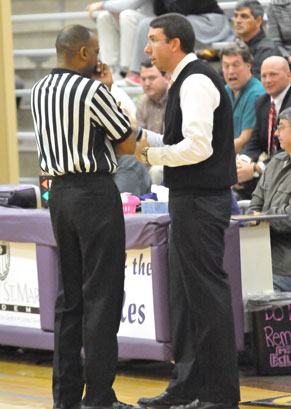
[92,61,113,90]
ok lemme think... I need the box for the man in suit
[233,0,282,79]
[234,56,291,200]
[135,13,240,409]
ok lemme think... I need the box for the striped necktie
[268,101,277,155]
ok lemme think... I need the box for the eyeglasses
[276,124,291,132]
[147,37,169,46]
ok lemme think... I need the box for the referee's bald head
[55,24,95,58]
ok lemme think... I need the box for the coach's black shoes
[138,392,192,408]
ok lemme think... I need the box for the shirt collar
[171,53,197,83]
[271,84,291,112]
[51,67,80,75]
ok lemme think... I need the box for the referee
[31,25,136,409]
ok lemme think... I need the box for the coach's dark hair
[235,0,264,19]
[56,24,95,56]
[150,13,195,54]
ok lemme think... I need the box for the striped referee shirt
[31,68,132,176]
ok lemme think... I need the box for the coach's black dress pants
[49,173,125,408]
[166,188,240,405]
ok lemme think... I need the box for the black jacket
[245,29,282,79]
[241,85,291,160]
[154,0,223,16]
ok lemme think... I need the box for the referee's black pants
[49,173,125,408]
[166,189,240,405]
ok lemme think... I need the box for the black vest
[163,59,237,192]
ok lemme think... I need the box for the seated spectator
[267,0,291,64]
[247,106,291,292]
[234,56,291,200]
[136,59,170,184]
[233,0,282,79]
[85,0,154,79]
[109,69,152,196]
[113,154,151,196]
[220,41,265,153]
[136,59,170,134]
[125,0,234,85]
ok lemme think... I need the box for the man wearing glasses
[247,107,291,292]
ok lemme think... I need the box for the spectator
[85,0,154,79]
[247,106,291,292]
[136,59,170,184]
[220,41,265,153]
[267,0,291,63]
[110,84,151,196]
[233,0,282,79]
[234,56,291,200]
[125,0,234,85]
[136,59,170,134]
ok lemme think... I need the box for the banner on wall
[0,242,156,339]
[118,248,155,340]
[0,241,40,328]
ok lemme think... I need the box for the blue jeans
[273,274,291,292]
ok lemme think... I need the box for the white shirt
[146,53,220,167]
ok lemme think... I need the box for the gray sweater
[248,151,291,276]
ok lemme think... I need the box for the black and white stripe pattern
[31,68,132,176]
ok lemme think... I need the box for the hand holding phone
[92,61,113,90]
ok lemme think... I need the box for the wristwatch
[252,162,260,178]
[140,147,149,164]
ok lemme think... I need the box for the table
[0,207,244,358]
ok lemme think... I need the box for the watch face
[141,149,148,163]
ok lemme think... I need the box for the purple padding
[125,214,170,249]
[224,220,244,351]
[118,336,172,361]
[0,207,56,246]
[151,244,171,343]
[0,325,54,350]
[36,245,58,331]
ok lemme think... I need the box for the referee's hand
[92,62,113,91]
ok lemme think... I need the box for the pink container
[121,193,140,214]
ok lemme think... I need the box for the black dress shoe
[53,402,81,409]
[81,400,141,409]
[170,399,239,409]
[138,391,192,408]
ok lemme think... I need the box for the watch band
[135,126,143,142]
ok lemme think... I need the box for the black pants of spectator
[166,189,240,405]
[49,172,125,408]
